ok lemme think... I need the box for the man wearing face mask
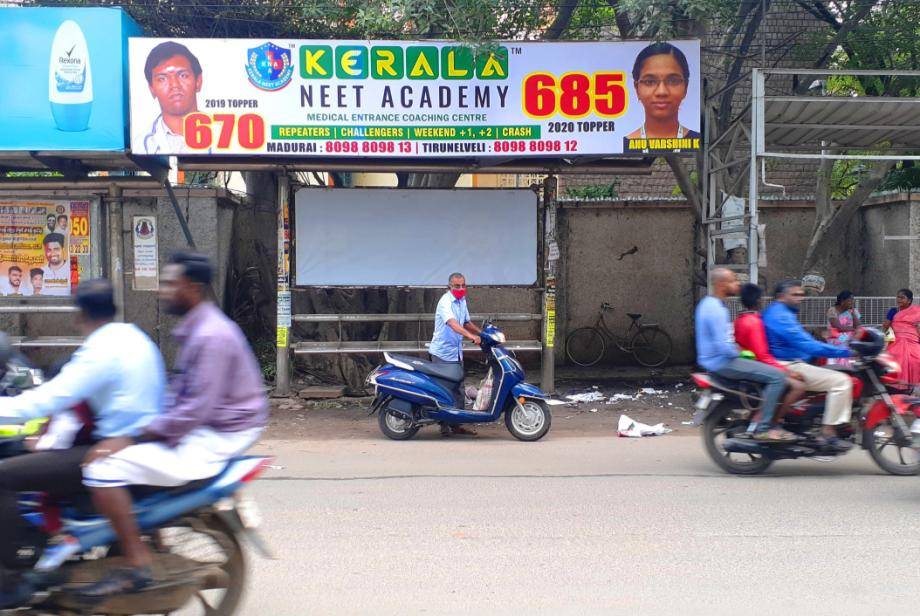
[429,272,482,436]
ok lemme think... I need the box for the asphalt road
[236,432,920,615]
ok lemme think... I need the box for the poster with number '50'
[128,38,700,158]
[0,199,89,297]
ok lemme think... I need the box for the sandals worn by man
[753,428,797,443]
[440,423,477,437]
[75,566,153,604]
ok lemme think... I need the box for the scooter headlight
[492,331,506,344]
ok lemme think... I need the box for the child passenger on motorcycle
[734,284,806,441]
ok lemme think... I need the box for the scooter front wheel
[505,399,551,441]
[379,407,420,440]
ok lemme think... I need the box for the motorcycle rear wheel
[160,513,247,616]
[703,401,773,475]
[863,419,920,476]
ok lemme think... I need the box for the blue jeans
[713,358,786,432]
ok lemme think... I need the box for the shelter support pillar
[541,176,558,394]
[106,184,126,322]
[275,174,292,397]
[909,198,920,294]
[747,68,764,285]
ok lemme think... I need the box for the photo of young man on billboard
[139,41,203,155]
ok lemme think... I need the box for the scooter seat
[386,353,464,382]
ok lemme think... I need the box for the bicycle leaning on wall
[565,303,673,367]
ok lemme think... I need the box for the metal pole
[274,174,292,397]
[107,184,125,322]
[163,180,197,249]
[748,69,763,285]
[541,176,558,394]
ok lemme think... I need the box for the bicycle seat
[627,313,642,320]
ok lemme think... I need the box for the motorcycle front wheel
[863,418,920,476]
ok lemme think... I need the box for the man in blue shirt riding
[430,272,482,436]
[0,280,165,607]
[763,280,855,451]
[695,268,788,441]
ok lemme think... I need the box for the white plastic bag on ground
[617,414,672,438]
[565,391,606,403]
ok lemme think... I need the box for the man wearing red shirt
[734,284,805,441]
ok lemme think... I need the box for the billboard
[295,188,536,286]
[128,39,700,157]
[0,199,93,297]
[0,7,142,151]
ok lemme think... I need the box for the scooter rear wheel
[378,407,420,440]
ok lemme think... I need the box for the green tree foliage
[43,0,562,40]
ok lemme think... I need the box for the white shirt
[0,322,166,438]
[0,276,31,296]
[142,114,193,155]
[41,263,70,296]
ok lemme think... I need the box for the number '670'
[184,113,266,150]
[522,72,628,119]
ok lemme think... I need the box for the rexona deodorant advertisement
[49,20,93,132]
[0,7,142,150]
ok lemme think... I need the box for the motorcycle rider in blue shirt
[763,280,855,451]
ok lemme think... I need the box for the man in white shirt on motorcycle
[0,280,165,608]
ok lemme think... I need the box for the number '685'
[522,72,628,120]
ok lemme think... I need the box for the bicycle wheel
[630,326,672,367]
[565,327,606,367]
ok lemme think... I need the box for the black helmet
[850,328,884,358]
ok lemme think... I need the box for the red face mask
[451,288,466,300]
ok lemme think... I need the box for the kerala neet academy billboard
[128,39,700,157]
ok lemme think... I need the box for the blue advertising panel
[0,7,141,151]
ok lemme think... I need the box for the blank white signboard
[295,188,537,286]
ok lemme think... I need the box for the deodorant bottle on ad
[49,20,93,132]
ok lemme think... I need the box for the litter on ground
[617,414,672,437]
[565,391,606,403]
[605,393,637,404]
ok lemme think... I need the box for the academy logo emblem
[246,42,293,91]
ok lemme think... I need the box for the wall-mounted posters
[0,199,90,297]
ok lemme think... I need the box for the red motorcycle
[693,329,920,475]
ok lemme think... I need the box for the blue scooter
[366,324,552,441]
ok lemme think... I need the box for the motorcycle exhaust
[722,438,766,455]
